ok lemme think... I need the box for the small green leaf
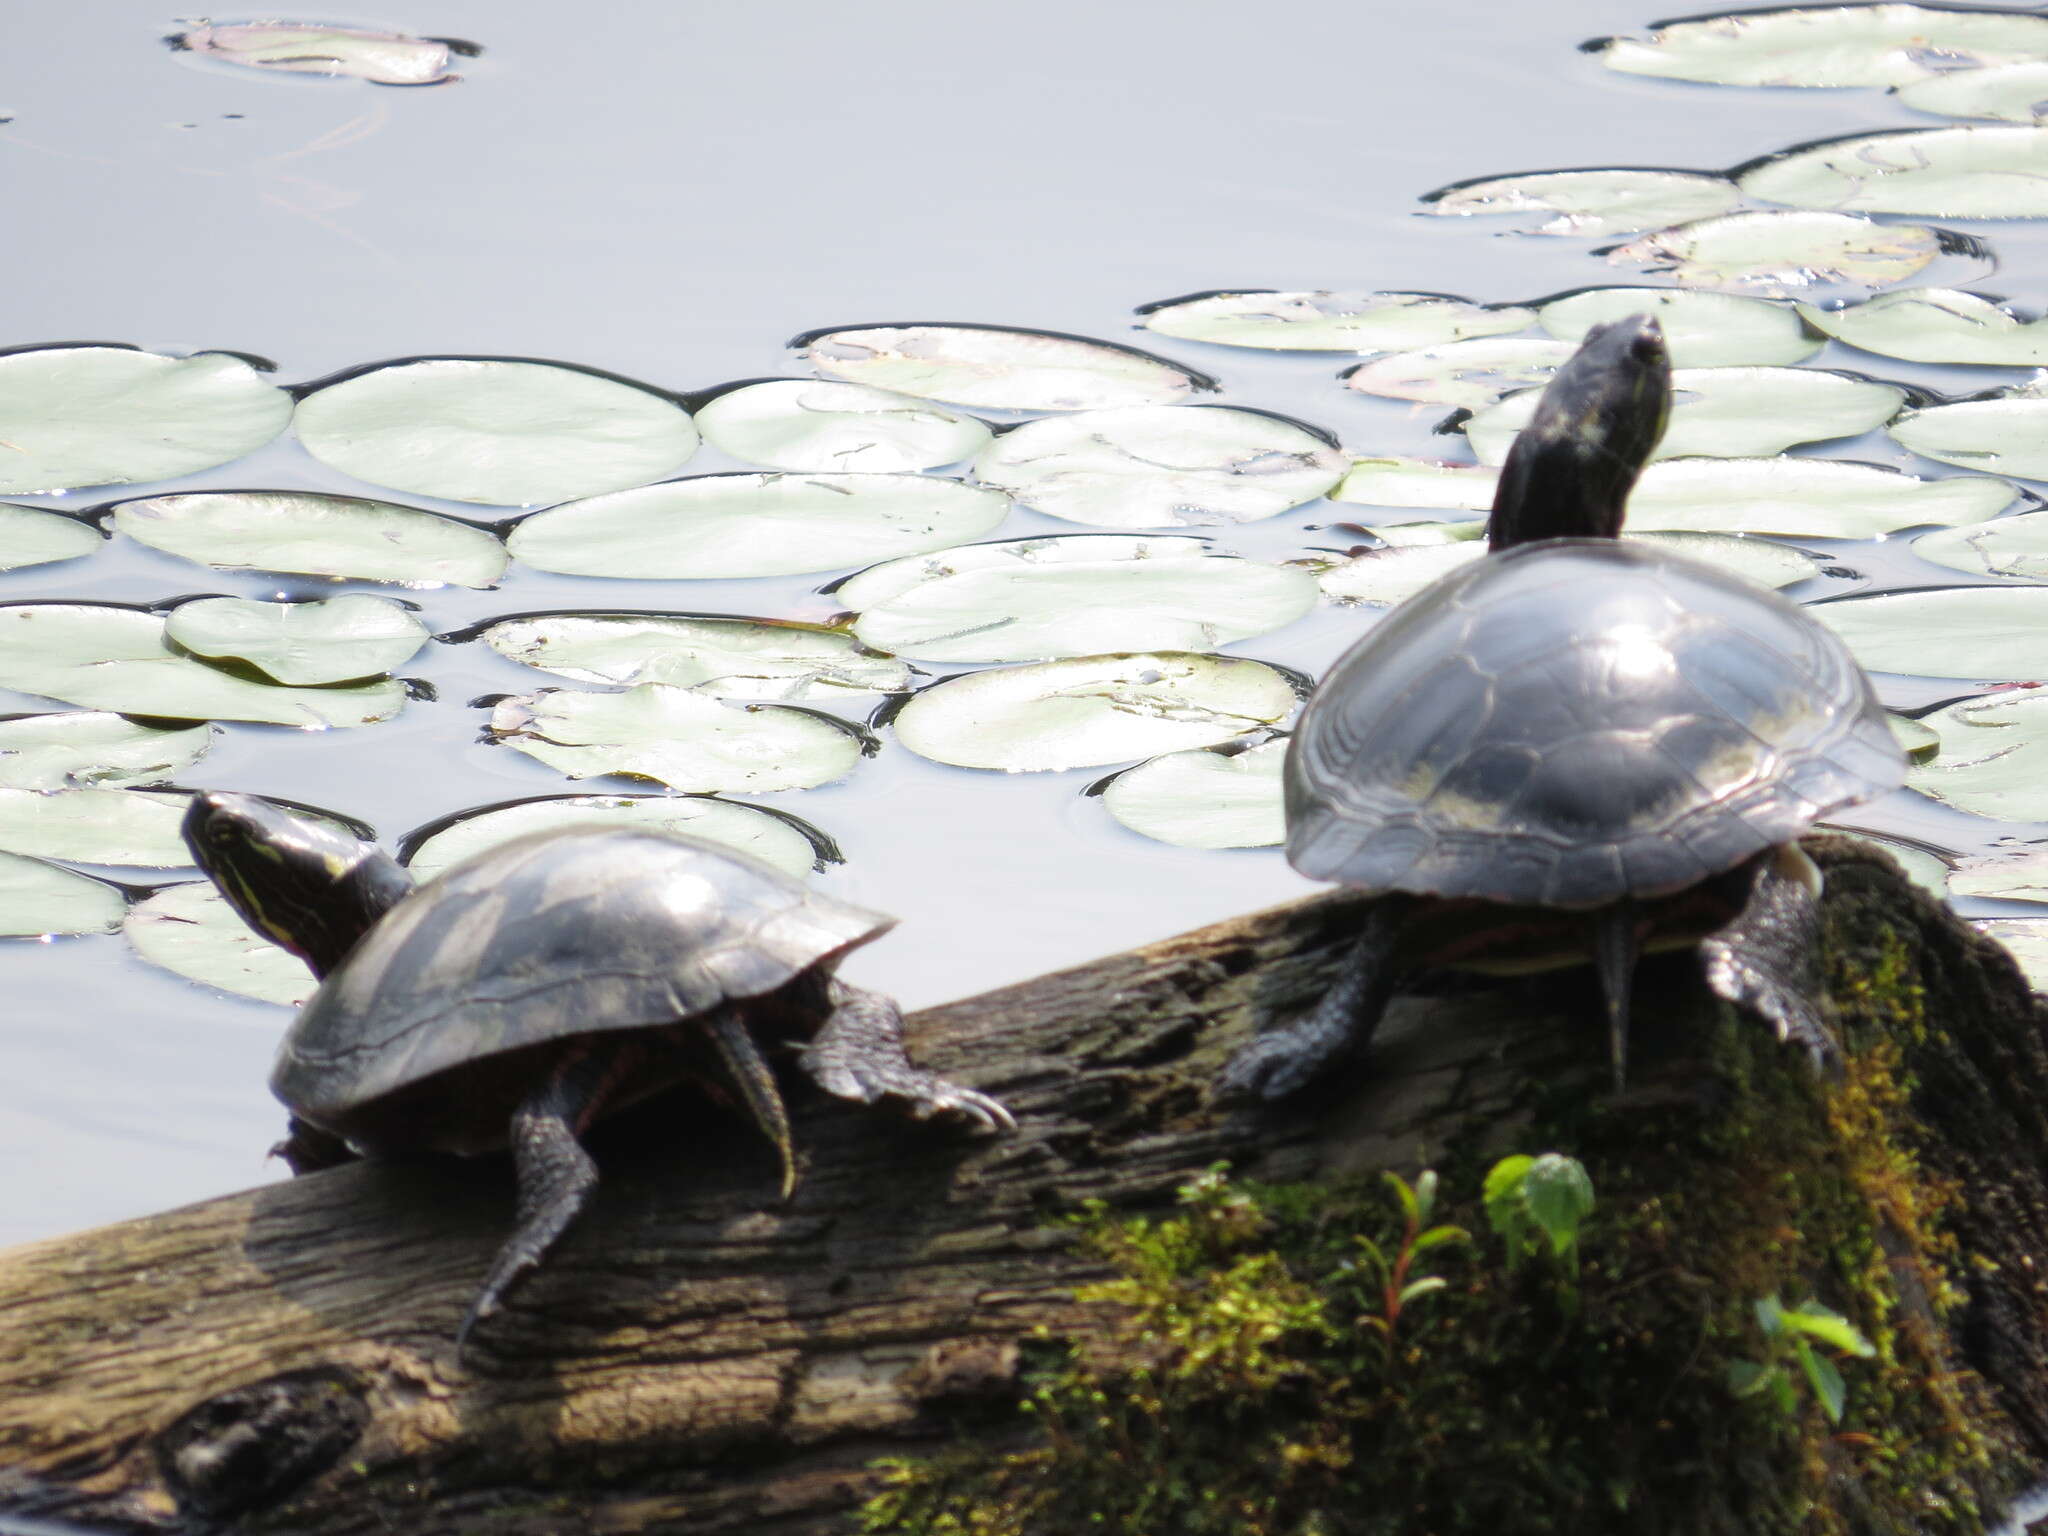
[1778,1299,1876,1357]
[1522,1154,1596,1256]
[1384,1169,1421,1226]
[1409,1225,1469,1254]
[1726,1359,1775,1398]
[1397,1277,1449,1305]
[1797,1340,1848,1424]
[1754,1293,1789,1339]
[1413,1169,1440,1226]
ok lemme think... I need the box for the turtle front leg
[799,981,1016,1136]
[1698,845,1838,1069]
[271,1116,358,1175]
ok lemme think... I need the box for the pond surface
[5,0,2048,1246]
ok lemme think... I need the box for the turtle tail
[1590,902,1642,1092]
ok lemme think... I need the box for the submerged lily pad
[0,505,101,573]
[1100,740,1287,849]
[1627,456,2019,537]
[0,712,213,791]
[1952,848,2048,902]
[1605,210,1946,294]
[1595,5,2048,88]
[0,347,292,495]
[164,595,429,685]
[1738,127,2048,219]
[475,612,912,698]
[840,535,1319,662]
[171,23,471,85]
[109,490,508,588]
[487,685,867,793]
[0,787,192,866]
[796,324,1210,411]
[1331,457,1499,513]
[1898,60,2048,123]
[1537,288,1823,367]
[1343,338,1578,409]
[1419,167,1742,237]
[294,358,699,506]
[693,380,991,472]
[973,407,1345,528]
[1812,588,2048,680]
[1915,512,2048,580]
[1136,291,1535,353]
[1976,919,2048,989]
[1891,388,2048,480]
[508,473,1011,579]
[1903,689,2048,821]
[891,652,1298,772]
[0,852,127,938]
[123,881,314,1006]
[1799,288,2048,365]
[404,794,829,882]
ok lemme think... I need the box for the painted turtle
[1217,315,1905,1101]
[183,793,1015,1344]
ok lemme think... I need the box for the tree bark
[2,837,2046,1534]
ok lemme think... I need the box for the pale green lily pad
[1915,511,2048,579]
[841,535,1319,662]
[1975,919,2048,988]
[1465,367,1906,466]
[509,473,1011,580]
[1136,291,1536,353]
[973,407,1344,528]
[1889,713,1941,762]
[1595,6,2048,88]
[172,23,469,85]
[110,490,508,588]
[1605,210,1945,294]
[1812,589,2048,680]
[1100,740,1287,849]
[1952,848,2048,903]
[1738,126,2048,219]
[294,358,699,507]
[1907,688,2048,821]
[1419,167,1742,237]
[693,380,990,472]
[122,881,314,1006]
[796,324,1209,411]
[0,604,405,728]
[0,787,192,866]
[0,852,127,938]
[0,712,213,790]
[1629,456,2019,536]
[1799,288,2048,365]
[0,505,101,572]
[1818,830,1951,898]
[1898,60,2048,123]
[1343,338,1578,409]
[487,685,867,793]
[0,347,292,495]
[1538,288,1823,367]
[405,794,827,882]
[164,594,429,685]
[476,613,912,699]
[891,652,1298,772]
[1892,388,2048,480]
[1332,457,1499,513]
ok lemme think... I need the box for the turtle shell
[1287,539,1904,909]
[272,827,889,1142]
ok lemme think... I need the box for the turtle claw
[802,981,1017,1136]
[1215,1028,1327,1104]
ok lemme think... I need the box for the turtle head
[1485,313,1670,551]
[181,791,415,978]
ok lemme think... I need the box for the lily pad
[1823,831,1951,897]
[474,612,912,699]
[293,358,699,506]
[1100,740,1287,848]
[109,490,509,588]
[1889,713,1941,762]
[1343,338,1578,409]
[1627,456,2020,537]
[1331,456,1499,513]
[1419,167,1743,237]
[486,685,868,793]
[171,23,472,85]
[1904,689,2048,820]
[0,346,292,494]
[1811,588,2048,680]
[164,595,429,685]
[1891,387,2048,480]
[1975,919,2048,989]
[1898,60,2048,123]
[0,787,193,867]
[795,323,1211,411]
[1537,288,1823,367]
[0,852,127,938]
[890,652,1298,772]
[840,535,1320,662]
[404,794,829,882]
[1605,210,1946,294]
[973,406,1345,528]
[1594,6,2048,88]
[1738,126,2048,219]
[1136,291,1536,353]
[693,379,990,472]
[1915,511,2048,579]
[122,881,314,1007]
[1952,847,2048,903]
[0,712,213,791]
[0,505,101,573]
[1798,288,2048,365]
[508,473,1011,580]
[0,603,405,728]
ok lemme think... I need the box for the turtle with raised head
[183,793,1015,1344]
[1217,315,1905,1102]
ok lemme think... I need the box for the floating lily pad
[1976,919,2048,989]
[1595,5,2048,88]
[474,612,912,699]
[0,506,101,573]
[1799,288,2048,365]
[1898,60,2048,123]
[1811,588,2048,680]
[1915,511,2048,579]
[164,595,429,685]
[1100,740,1287,849]
[840,535,1319,662]
[123,881,314,1006]
[294,358,699,507]
[1136,291,1536,353]
[508,473,1011,580]
[1537,288,1823,367]
[1739,126,2048,219]
[1331,457,1499,513]
[1628,456,2019,536]
[973,407,1345,528]
[0,852,127,938]
[693,379,990,472]
[1904,689,2048,820]
[109,490,508,588]
[1818,829,1952,897]
[1891,388,2048,480]
[0,347,292,495]
[890,652,1298,772]
[1888,713,1941,763]
[0,787,193,866]
[1419,167,1743,237]
[1464,367,1906,466]
[404,794,829,882]
[486,685,867,793]
[1952,847,2048,903]
[1343,338,1578,409]
[1605,210,1946,294]
[0,712,213,791]
[795,323,1211,411]
[171,23,472,85]
[0,604,405,728]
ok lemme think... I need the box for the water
[4,0,2048,1245]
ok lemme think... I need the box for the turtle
[182,792,1016,1344]
[1216,314,1906,1103]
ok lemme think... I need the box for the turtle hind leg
[798,982,1016,1136]
[1699,846,1838,1070]
[1591,902,1643,1093]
